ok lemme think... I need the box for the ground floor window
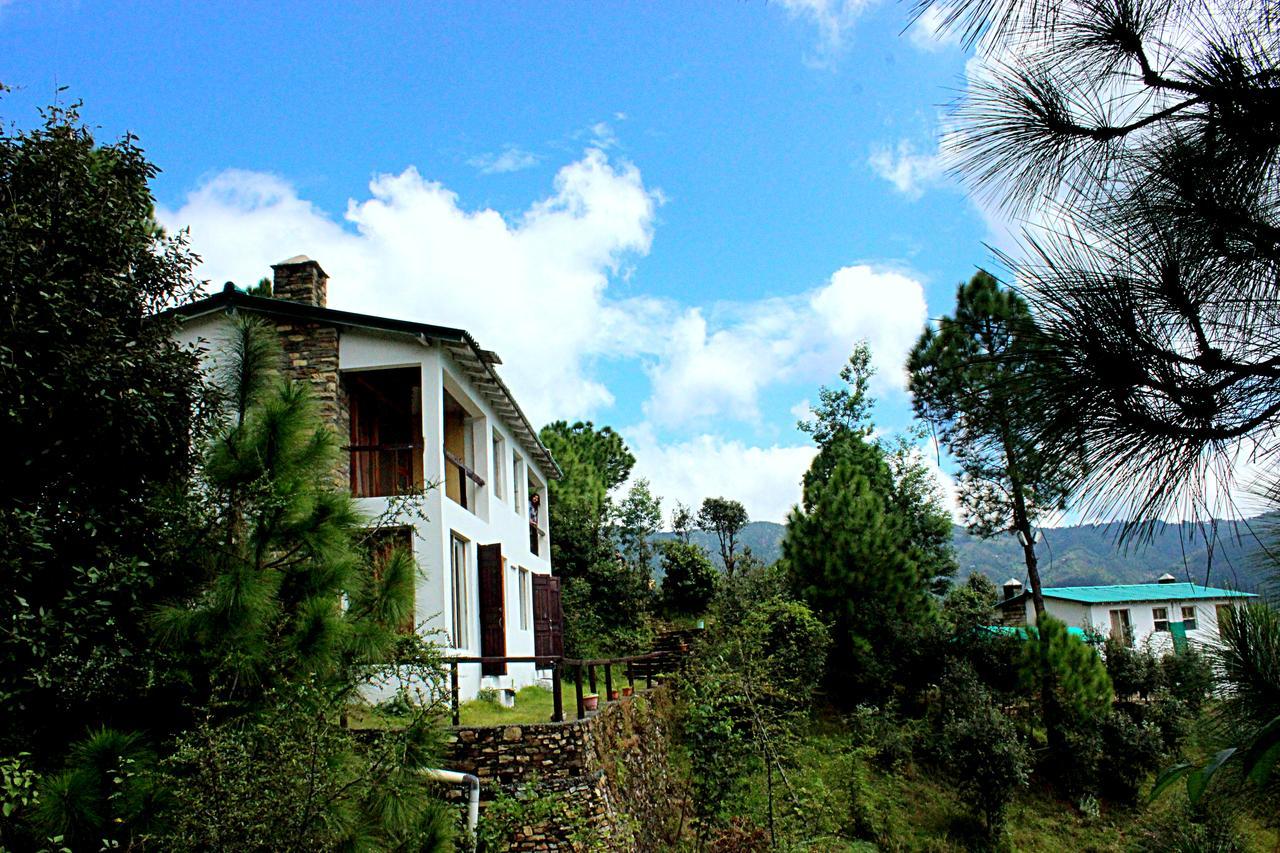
[365,526,416,635]
[1153,607,1170,632]
[451,533,470,648]
[1181,605,1198,631]
[1109,608,1132,645]
[518,567,530,630]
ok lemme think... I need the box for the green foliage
[659,540,718,616]
[31,729,162,850]
[538,420,651,656]
[1214,602,1280,731]
[933,663,1030,844]
[797,342,876,447]
[0,101,204,753]
[159,686,453,851]
[697,497,749,576]
[1019,616,1113,722]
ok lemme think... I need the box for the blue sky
[3,0,995,522]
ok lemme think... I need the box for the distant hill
[650,518,1275,592]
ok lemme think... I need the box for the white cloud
[776,0,876,67]
[869,139,947,198]
[160,148,661,424]
[625,424,818,524]
[908,5,963,52]
[642,264,929,428]
[467,146,540,174]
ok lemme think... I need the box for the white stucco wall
[1028,593,1242,653]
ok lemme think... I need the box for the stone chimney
[271,255,328,307]
[1002,578,1024,601]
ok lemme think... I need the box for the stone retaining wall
[443,686,685,851]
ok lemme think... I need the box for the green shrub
[660,540,718,617]
[933,663,1030,845]
[1160,647,1214,714]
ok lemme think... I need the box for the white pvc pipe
[424,767,481,848]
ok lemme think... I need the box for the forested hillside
[655,518,1275,592]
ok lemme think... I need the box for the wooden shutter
[532,574,563,661]
[477,543,506,675]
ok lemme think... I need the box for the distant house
[167,256,564,701]
[996,574,1256,653]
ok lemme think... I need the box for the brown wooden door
[477,543,506,675]
[532,574,563,661]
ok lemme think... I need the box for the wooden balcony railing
[348,443,423,498]
[444,450,485,511]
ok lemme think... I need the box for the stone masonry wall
[444,686,686,851]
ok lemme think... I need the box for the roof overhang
[159,286,562,479]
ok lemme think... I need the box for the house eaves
[158,284,562,479]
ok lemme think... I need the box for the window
[366,526,415,635]
[450,534,470,648]
[1153,607,1170,632]
[1109,608,1132,645]
[1181,605,1198,631]
[1217,604,1237,638]
[518,568,530,631]
[512,452,525,514]
[492,433,506,501]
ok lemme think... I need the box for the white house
[169,256,563,701]
[997,575,1257,653]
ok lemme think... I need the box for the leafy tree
[660,540,718,616]
[919,0,1280,531]
[615,477,663,573]
[697,497,748,576]
[0,102,203,754]
[909,271,1076,617]
[786,345,952,698]
[670,501,696,544]
[538,420,634,581]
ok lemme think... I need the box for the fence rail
[444,648,683,725]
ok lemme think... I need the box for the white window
[512,452,526,514]
[1181,605,1198,631]
[492,433,506,501]
[1153,607,1170,632]
[450,534,470,648]
[518,568,530,631]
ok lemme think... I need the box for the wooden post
[605,662,613,701]
[588,663,597,695]
[574,664,585,720]
[627,659,635,691]
[450,660,460,726]
[552,661,564,723]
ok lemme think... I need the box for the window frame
[492,432,506,501]
[450,533,470,649]
[1181,605,1198,631]
[518,567,531,631]
[1153,606,1170,633]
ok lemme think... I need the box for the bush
[660,540,718,617]
[1160,647,1213,714]
[933,663,1030,844]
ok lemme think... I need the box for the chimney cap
[271,255,327,274]
[1157,573,1177,584]
[1003,578,1024,587]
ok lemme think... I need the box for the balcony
[345,367,424,499]
[445,448,485,511]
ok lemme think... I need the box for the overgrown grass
[721,724,1280,852]
[459,685,557,727]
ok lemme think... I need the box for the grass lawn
[458,685,557,727]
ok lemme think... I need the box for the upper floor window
[346,367,423,498]
[1153,607,1170,632]
[1181,605,1198,631]
[492,433,506,501]
[512,452,526,515]
[443,388,485,512]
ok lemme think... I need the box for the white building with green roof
[997,577,1256,653]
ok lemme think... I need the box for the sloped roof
[1041,582,1255,604]
[160,284,560,478]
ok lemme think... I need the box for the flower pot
[583,694,599,712]
[608,690,620,701]
[621,686,634,697]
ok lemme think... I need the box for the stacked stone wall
[443,686,685,851]
[274,320,349,491]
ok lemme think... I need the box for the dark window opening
[346,368,423,498]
